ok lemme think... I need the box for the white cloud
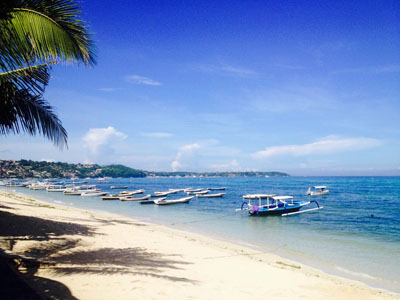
[253,136,381,159]
[171,143,201,171]
[125,75,161,86]
[83,126,127,155]
[140,132,173,138]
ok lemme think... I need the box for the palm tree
[0,0,95,148]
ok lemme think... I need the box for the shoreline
[1,189,399,299]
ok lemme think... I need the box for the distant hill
[0,159,289,178]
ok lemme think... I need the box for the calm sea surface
[3,176,400,293]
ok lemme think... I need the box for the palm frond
[0,63,52,95]
[0,0,96,71]
[0,81,68,149]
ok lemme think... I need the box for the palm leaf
[0,0,96,71]
[0,63,52,95]
[0,81,67,148]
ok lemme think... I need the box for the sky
[1,0,399,175]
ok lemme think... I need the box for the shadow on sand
[0,209,196,299]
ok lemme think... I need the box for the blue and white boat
[239,194,323,216]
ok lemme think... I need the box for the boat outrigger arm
[281,200,323,216]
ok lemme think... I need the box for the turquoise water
[3,176,400,293]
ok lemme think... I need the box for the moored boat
[238,194,323,216]
[307,186,329,196]
[208,187,226,191]
[140,197,166,204]
[81,191,108,197]
[110,186,129,189]
[197,192,225,198]
[120,195,151,202]
[154,196,194,205]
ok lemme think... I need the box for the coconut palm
[0,0,95,148]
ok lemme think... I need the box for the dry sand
[0,190,399,300]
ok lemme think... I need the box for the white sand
[0,190,398,300]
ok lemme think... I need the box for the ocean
[3,176,400,293]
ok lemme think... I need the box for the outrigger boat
[140,197,166,204]
[81,191,108,197]
[154,196,194,205]
[120,195,151,202]
[307,186,329,196]
[197,192,225,198]
[119,189,145,196]
[238,194,323,216]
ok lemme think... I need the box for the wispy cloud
[171,143,201,171]
[253,136,381,159]
[246,85,336,113]
[333,64,400,74]
[194,63,258,78]
[140,132,173,138]
[125,74,162,86]
[83,126,127,155]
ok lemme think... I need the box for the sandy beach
[0,190,398,300]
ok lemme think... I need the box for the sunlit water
[3,176,400,293]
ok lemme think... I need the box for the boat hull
[249,206,302,216]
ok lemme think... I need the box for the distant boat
[306,186,329,196]
[81,191,108,197]
[101,195,122,200]
[208,187,226,191]
[153,190,176,197]
[110,186,128,189]
[120,195,151,202]
[197,192,225,198]
[140,197,166,204]
[238,194,322,216]
[46,185,65,192]
[154,196,194,205]
[119,189,144,196]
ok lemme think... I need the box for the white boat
[184,188,202,193]
[187,190,209,195]
[81,191,108,197]
[120,195,151,202]
[119,189,144,196]
[154,196,194,205]
[197,193,225,198]
[140,197,165,204]
[29,182,47,190]
[153,190,176,197]
[46,185,65,192]
[307,186,329,196]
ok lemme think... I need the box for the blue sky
[1,0,399,175]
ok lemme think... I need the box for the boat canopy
[243,194,275,199]
[312,186,327,189]
[272,196,293,201]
